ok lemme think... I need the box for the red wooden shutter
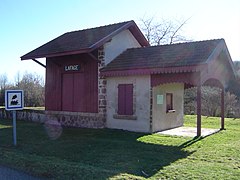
[125,84,133,115]
[118,84,125,115]
[118,84,133,115]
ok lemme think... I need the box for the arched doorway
[202,78,225,130]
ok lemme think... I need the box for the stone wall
[45,111,105,128]
[0,108,105,129]
[0,108,46,123]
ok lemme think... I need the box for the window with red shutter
[118,84,133,115]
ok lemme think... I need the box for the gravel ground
[0,166,46,180]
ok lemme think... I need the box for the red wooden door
[62,74,73,111]
[73,73,85,112]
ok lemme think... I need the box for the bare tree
[139,16,190,45]
[201,86,221,117]
[0,73,8,90]
[14,71,21,88]
[0,72,45,107]
[0,73,14,106]
[225,92,238,117]
[17,72,45,107]
[184,86,239,118]
[0,74,8,106]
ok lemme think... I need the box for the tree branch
[169,17,190,44]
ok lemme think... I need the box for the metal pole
[197,84,201,137]
[12,110,17,146]
[221,88,225,130]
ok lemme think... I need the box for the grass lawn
[0,115,239,179]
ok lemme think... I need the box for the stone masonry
[98,46,107,120]
[0,108,46,123]
[45,111,105,128]
[149,87,153,132]
[0,108,105,129]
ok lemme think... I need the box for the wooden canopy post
[197,83,202,136]
[221,88,225,130]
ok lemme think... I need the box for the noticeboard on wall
[5,90,24,111]
[157,95,163,105]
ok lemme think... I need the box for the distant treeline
[0,72,44,107]
[184,61,240,118]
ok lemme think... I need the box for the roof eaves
[101,64,206,77]
[20,32,69,60]
[21,48,90,60]
[221,41,237,77]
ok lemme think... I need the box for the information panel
[157,95,164,105]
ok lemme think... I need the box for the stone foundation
[45,111,105,128]
[0,108,105,129]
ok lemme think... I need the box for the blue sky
[1,0,240,82]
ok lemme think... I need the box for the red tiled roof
[21,20,149,60]
[101,39,224,72]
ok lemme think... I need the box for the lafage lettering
[64,65,80,71]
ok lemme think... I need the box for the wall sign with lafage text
[64,65,80,71]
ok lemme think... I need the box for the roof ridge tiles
[63,20,134,35]
[113,39,225,60]
[157,38,224,46]
[124,38,224,51]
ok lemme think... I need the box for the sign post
[5,90,24,146]
[12,110,17,146]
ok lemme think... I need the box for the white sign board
[5,90,24,110]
